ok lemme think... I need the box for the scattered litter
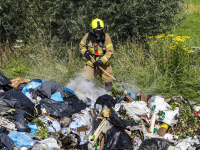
[0,71,200,149]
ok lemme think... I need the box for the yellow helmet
[91,18,104,30]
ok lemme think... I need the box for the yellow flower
[183,47,188,51]
[166,34,174,37]
[173,36,187,43]
[155,34,165,39]
[147,42,151,44]
[170,46,175,49]
[154,41,158,43]
[149,36,153,39]
[183,36,191,39]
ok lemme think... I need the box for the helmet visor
[93,29,103,40]
[94,29,103,33]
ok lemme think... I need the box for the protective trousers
[83,63,113,90]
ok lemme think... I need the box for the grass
[1,0,200,103]
[173,0,200,38]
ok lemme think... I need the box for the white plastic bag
[148,96,171,116]
[32,138,60,150]
[156,107,179,127]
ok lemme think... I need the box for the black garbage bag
[2,91,34,114]
[196,145,200,150]
[32,81,64,99]
[95,94,115,109]
[63,88,77,99]
[1,90,34,115]
[2,85,13,92]
[63,98,86,114]
[95,94,138,128]
[0,133,15,150]
[104,126,133,150]
[139,138,174,150]
[0,71,11,86]
[109,109,139,128]
[0,99,14,115]
[0,127,9,135]
[40,98,73,118]
[14,109,31,132]
[76,143,88,150]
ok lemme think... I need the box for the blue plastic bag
[22,79,45,94]
[8,131,37,148]
[50,92,63,102]
[28,123,37,132]
[62,87,75,95]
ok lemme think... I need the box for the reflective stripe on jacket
[79,33,114,65]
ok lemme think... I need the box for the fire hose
[89,55,123,91]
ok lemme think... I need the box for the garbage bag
[1,90,34,115]
[32,81,64,99]
[0,71,11,86]
[63,98,86,114]
[139,138,174,150]
[0,127,9,135]
[63,87,75,95]
[0,133,15,150]
[22,79,44,95]
[32,138,60,150]
[109,109,139,129]
[0,99,13,115]
[95,94,138,128]
[40,98,72,118]
[104,126,133,150]
[8,131,37,148]
[76,143,88,150]
[14,108,31,132]
[148,96,171,116]
[50,92,63,102]
[156,107,179,127]
[63,88,79,100]
[95,94,115,110]
[195,145,200,150]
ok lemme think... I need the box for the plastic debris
[0,71,200,150]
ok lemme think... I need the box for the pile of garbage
[0,71,200,150]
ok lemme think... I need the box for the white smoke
[66,74,107,101]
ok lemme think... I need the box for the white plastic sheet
[175,136,199,150]
[115,101,150,121]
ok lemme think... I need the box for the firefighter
[79,18,114,92]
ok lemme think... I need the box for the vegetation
[0,0,185,45]
[1,0,200,102]
[32,118,50,139]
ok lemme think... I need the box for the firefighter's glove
[84,51,92,60]
[93,60,103,67]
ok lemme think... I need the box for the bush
[0,0,185,45]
